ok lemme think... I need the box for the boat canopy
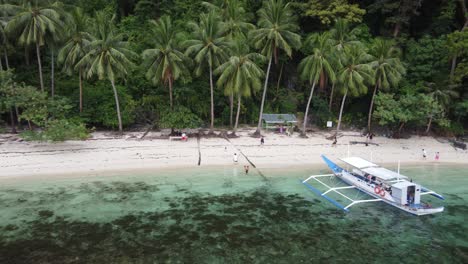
[340,157,408,181]
[340,157,379,169]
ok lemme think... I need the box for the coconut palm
[328,18,360,111]
[215,39,265,134]
[142,16,189,111]
[335,45,374,136]
[58,8,93,112]
[249,0,301,136]
[367,38,405,132]
[423,82,459,133]
[203,0,255,127]
[75,11,137,132]
[298,32,336,136]
[185,11,230,133]
[4,1,64,92]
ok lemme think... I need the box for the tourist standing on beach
[244,165,249,174]
[422,149,427,160]
[260,136,264,146]
[435,152,440,161]
[233,153,238,163]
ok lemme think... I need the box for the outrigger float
[302,155,444,216]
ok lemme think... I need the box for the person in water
[244,165,249,174]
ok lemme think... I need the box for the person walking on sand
[435,152,440,161]
[422,149,427,160]
[332,136,337,147]
[233,153,238,163]
[260,136,264,146]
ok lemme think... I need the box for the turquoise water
[0,164,467,263]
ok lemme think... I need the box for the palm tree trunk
[328,83,335,112]
[51,49,55,97]
[450,56,457,81]
[393,22,401,38]
[3,48,8,69]
[367,82,379,132]
[35,42,45,92]
[425,115,433,134]
[397,122,405,136]
[302,82,316,136]
[10,108,16,133]
[169,78,174,111]
[110,80,123,132]
[234,94,241,133]
[336,89,348,135]
[229,92,234,128]
[255,55,273,136]
[0,54,3,70]
[275,62,284,99]
[209,65,215,133]
[79,68,83,112]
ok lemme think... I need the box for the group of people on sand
[422,149,440,161]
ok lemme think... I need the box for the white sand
[0,128,466,179]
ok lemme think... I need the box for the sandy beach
[0,128,467,179]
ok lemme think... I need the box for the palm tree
[203,0,255,128]
[423,82,458,133]
[367,38,405,132]
[249,0,301,136]
[5,1,64,92]
[215,39,265,134]
[298,32,336,136]
[185,11,230,133]
[335,45,374,136]
[58,8,93,112]
[142,16,189,111]
[328,19,359,111]
[75,11,137,132]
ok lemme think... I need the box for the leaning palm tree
[335,45,374,136]
[215,39,265,134]
[58,8,93,112]
[249,0,301,136]
[75,11,137,132]
[185,11,230,133]
[328,18,359,110]
[142,16,190,111]
[5,1,64,92]
[423,82,459,133]
[367,38,405,132]
[298,32,336,137]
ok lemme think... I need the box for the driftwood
[349,141,380,146]
[450,139,467,150]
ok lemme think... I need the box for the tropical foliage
[0,0,467,140]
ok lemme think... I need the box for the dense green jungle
[0,0,467,141]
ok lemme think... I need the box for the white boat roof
[340,157,379,169]
[340,157,408,181]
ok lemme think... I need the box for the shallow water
[0,164,467,263]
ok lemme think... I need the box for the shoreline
[1,128,467,180]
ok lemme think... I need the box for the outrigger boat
[302,155,444,216]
